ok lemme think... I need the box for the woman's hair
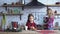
[27,14,34,22]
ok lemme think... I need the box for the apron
[48,16,54,30]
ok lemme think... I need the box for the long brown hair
[27,14,34,22]
[47,8,52,15]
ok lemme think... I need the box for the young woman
[26,14,37,30]
[47,8,54,30]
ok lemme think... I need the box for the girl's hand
[30,26,34,29]
[30,26,37,30]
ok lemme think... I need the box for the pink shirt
[48,16,54,28]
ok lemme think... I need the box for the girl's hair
[47,8,52,15]
[47,8,52,11]
[27,14,34,22]
[47,8,54,16]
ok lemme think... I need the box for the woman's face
[29,16,34,23]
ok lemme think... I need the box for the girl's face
[48,10,52,14]
[29,16,34,23]
[48,10,53,17]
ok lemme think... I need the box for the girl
[47,8,54,30]
[26,14,37,30]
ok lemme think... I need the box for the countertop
[0,30,60,34]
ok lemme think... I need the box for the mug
[25,26,28,31]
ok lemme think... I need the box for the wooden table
[0,30,40,34]
[0,30,60,34]
[36,30,60,34]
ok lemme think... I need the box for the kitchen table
[0,30,40,34]
[0,30,60,34]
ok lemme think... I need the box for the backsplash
[0,7,60,29]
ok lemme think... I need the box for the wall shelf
[24,5,60,7]
[1,4,24,10]
[47,5,60,7]
[0,13,23,16]
[0,5,60,10]
[0,13,23,20]
[2,4,24,7]
[1,5,60,7]
[55,14,60,16]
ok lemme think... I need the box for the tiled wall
[0,0,60,29]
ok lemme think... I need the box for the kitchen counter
[0,30,60,34]
[0,30,40,34]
